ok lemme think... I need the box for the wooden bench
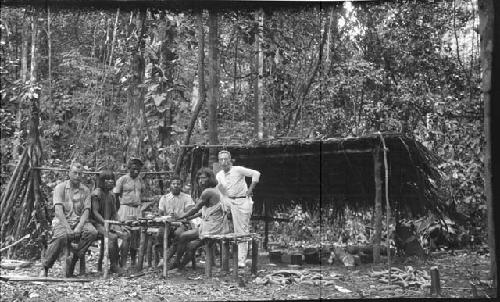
[201,233,260,279]
[62,233,104,277]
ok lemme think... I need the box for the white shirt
[216,166,260,198]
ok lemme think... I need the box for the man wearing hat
[113,157,144,268]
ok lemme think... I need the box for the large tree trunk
[207,10,219,165]
[174,10,206,175]
[372,147,382,263]
[479,0,496,283]
[254,8,264,139]
[126,9,147,159]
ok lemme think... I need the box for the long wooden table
[102,217,183,279]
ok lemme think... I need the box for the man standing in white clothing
[215,150,260,268]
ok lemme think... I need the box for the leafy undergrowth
[0,247,495,301]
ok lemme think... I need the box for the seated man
[39,162,98,277]
[90,169,130,274]
[157,175,195,264]
[174,167,230,270]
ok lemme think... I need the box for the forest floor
[0,246,496,301]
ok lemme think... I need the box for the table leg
[163,222,170,278]
[103,221,110,279]
[137,226,146,271]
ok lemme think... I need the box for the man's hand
[246,188,254,198]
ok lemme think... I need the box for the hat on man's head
[128,157,144,167]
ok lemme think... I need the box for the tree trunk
[47,6,52,102]
[12,17,30,161]
[174,10,206,175]
[254,8,264,139]
[478,0,496,283]
[372,147,382,263]
[207,10,219,165]
[325,5,335,65]
[30,12,37,84]
[126,9,147,159]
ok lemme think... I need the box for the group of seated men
[39,150,261,277]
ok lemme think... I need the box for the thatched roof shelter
[182,133,447,218]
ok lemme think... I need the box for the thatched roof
[183,133,447,218]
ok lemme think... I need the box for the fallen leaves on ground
[0,249,495,301]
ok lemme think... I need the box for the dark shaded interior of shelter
[182,133,446,218]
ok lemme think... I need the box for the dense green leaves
[0,2,484,240]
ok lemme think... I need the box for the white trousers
[226,197,253,264]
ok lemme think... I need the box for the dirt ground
[0,246,496,301]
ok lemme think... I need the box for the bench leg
[232,241,239,279]
[221,240,229,273]
[205,240,213,277]
[251,238,258,275]
[98,237,104,272]
[191,254,196,269]
[147,234,153,268]
[64,242,72,277]
[79,255,86,275]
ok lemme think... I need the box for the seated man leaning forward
[157,175,195,264]
[173,167,230,270]
[90,169,130,274]
[39,162,98,277]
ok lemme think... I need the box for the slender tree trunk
[325,5,334,65]
[47,6,52,102]
[254,8,264,139]
[127,9,147,159]
[372,147,382,263]
[30,13,37,86]
[207,10,219,165]
[12,17,30,161]
[479,0,496,283]
[174,10,206,175]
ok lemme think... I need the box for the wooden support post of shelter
[372,145,382,263]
